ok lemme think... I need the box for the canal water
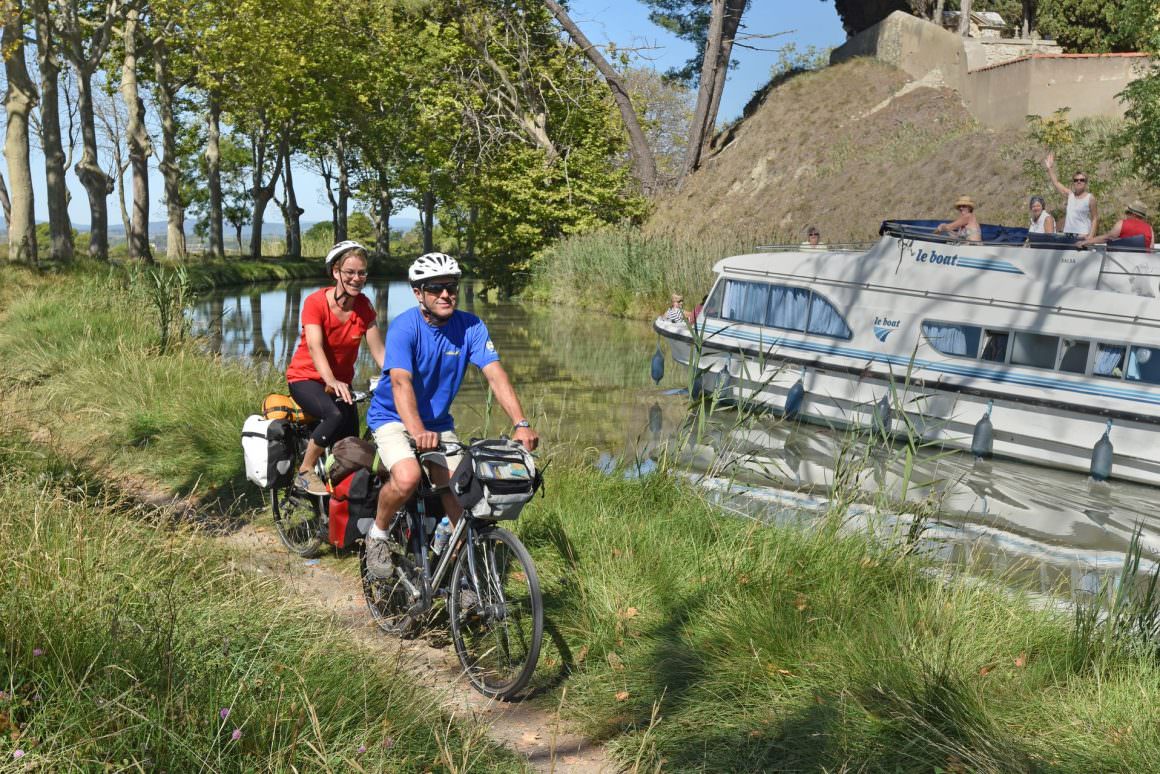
[192,278,1160,599]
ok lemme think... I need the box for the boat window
[1057,339,1090,374]
[1126,347,1160,385]
[721,280,770,326]
[703,280,725,318]
[922,323,981,357]
[1093,344,1125,379]
[767,285,810,332]
[805,292,852,339]
[980,330,1009,363]
[1011,332,1060,369]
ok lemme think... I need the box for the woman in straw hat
[933,195,982,242]
[1078,200,1153,251]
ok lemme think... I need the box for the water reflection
[191,279,1160,602]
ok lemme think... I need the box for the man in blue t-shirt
[364,252,539,578]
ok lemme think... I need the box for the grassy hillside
[647,58,1132,244]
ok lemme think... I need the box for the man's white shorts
[371,422,464,473]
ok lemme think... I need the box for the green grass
[527,224,781,318]
[6,268,1160,771]
[0,441,521,771]
[518,468,1160,772]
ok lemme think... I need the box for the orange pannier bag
[262,393,315,424]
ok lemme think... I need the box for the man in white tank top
[1045,152,1099,238]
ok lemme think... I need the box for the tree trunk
[1021,0,1035,37]
[249,290,269,359]
[934,0,946,28]
[74,67,113,260]
[466,204,477,263]
[3,0,38,265]
[281,137,302,258]
[704,0,744,153]
[121,7,152,263]
[544,0,658,194]
[33,0,73,263]
[153,38,185,258]
[958,0,972,36]
[683,0,744,177]
[248,125,285,259]
[206,97,225,259]
[320,154,340,241]
[421,191,435,253]
[0,171,11,227]
[376,169,391,259]
[336,135,349,242]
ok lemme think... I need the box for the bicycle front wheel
[271,483,324,558]
[448,525,543,700]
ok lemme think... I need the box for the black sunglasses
[1073,177,1087,183]
[423,282,459,296]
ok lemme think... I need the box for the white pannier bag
[241,415,293,488]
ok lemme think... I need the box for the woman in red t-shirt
[286,240,385,494]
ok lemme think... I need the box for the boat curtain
[722,281,770,325]
[806,294,851,338]
[768,286,810,331]
[922,323,969,356]
[1094,344,1125,377]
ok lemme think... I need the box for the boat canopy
[879,219,1148,252]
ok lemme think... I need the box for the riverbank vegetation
[7,243,1160,771]
[0,433,521,771]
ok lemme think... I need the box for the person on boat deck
[1077,201,1153,251]
[664,293,689,323]
[285,240,385,495]
[1027,195,1055,234]
[933,196,982,242]
[691,293,708,323]
[800,226,826,249]
[1044,153,1098,239]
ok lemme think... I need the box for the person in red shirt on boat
[285,240,385,494]
[1077,200,1153,252]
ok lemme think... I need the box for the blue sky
[29,1,846,228]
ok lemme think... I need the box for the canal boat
[655,220,1160,485]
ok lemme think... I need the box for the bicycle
[360,440,544,700]
[270,389,370,558]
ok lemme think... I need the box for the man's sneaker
[364,533,395,579]
[295,469,327,496]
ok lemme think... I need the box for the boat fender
[785,379,805,419]
[872,394,892,438]
[1090,420,1114,482]
[971,401,994,460]
[648,403,663,436]
[651,344,665,384]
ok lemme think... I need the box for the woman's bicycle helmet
[409,252,462,285]
[325,240,367,272]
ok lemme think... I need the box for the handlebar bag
[241,415,293,489]
[324,437,388,487]
[450,439,540,520]
[262,393,315,424]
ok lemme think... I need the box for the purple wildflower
[382,737,395,749]
[219,707,231,720]
[0,690,7,701]
[357,745,367,755]
[12,750,25,759]
[32,648,43,657]
[231,729,242,742]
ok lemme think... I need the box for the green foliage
[1119,2,1160,192]
[1022,110,1131,198]
[770,42,833,80]
[831,0,920,36]
[1037,0,1147,52]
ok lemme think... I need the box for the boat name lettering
[915,249,959,266]
[874,317,900,329]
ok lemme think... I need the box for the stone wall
[831,11,1152,130]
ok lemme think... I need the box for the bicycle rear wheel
[271,482,324,558]
[448,525,543,700]
[360,542,429,637]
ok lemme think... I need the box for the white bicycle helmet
[324,240,367,271]
[409,252,462,284]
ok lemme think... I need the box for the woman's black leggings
[288,379,359,448]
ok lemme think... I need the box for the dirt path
[223,524,615,773]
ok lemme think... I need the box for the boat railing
[754,242,875,253]
[879,220,1152,254]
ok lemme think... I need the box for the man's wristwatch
[513,419,531,430]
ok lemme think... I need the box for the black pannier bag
[347,467,382,524]
[450,439,541,520]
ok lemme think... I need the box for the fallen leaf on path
[794,594,808,611]
[1014,652,1028,668]
[607,652,624,671]
[615,691,630,702]
[576,645,589,664]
